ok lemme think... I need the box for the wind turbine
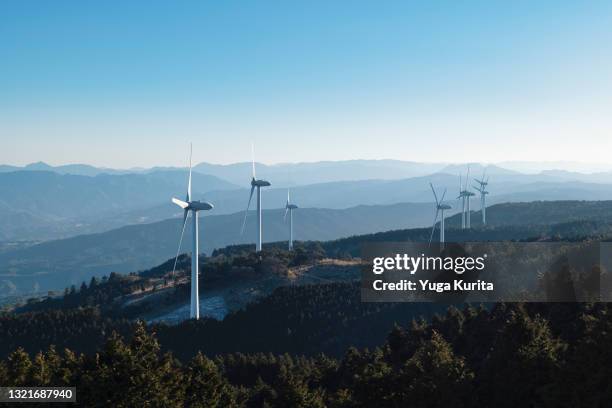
[241,145,271,252]
[429,183,451,249]
[457,174,466,229]
[284,189,298,250]
[171,144,214,320]
[473,169,490,225]
[458,166,475,229]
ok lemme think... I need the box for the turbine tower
[284,189,298,250]
[457,174,466,229]
[171,144,214,320]
[241,145,271,252]
[473,169,490,225]
[429,183,451,249]
[458,166,475,229]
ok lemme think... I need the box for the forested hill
[449,200,612,228]
[12,214,612,320]
[3,200,612,299]
[1,301,611,406]
[1,282,449,360]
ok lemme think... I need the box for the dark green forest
[3,212,612,407]
[2,302,612,407]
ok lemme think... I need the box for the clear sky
[1,1,611,167]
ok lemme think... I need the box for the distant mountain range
[2,200,612,298]
[3,159,611,184]
[0,170,237,241]
[0,202,439,297]
[2,164,612,242]
[0,162,130,176]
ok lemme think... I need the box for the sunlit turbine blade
[171,209,190,276]
[429,182,439,206]
[241,185,255,234]
[187,143,193,202]
[429,209,439,246]
[172,197,189,209]
[251,142,256,179]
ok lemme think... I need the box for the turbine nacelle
[286,204,298,210]
[172,197,213,212]
[251,178,271,187]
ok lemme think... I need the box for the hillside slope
[3,200,612,298]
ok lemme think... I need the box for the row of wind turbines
[170,145,490,319]
[429,166,490,248]
[170,145,298,319]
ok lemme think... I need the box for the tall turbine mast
[457,174,466,229]
[284,189,298,250]
[458,166,475,229]
[241,144,271,252]
[171,144,214,320]
[429,183,451,249]
[474,168,489,225]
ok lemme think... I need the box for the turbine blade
[187,143,193,202]
[429,209,439,245]
[440,188,447,203]
[171,209,190,276]
[287,189,290,205]
[241,185,255,234]
[429,182,439,206]
[251,142,256,179]
[465,166,470,190]
[284,207,289,221]
[172,197,189,209]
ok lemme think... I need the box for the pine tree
[394,330,474,408]
[184,352,235,407]
[6,348,32,386]
[479,308,563,407]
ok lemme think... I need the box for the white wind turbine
[473,169,490,225]
[241,145,271,252]
[171,144,214,320]
[457,174,466,229]
[284,189,298,250]
[458,166,475,229]
[429,183,451,249]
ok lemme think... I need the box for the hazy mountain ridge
[2,200,612,299]
[1,162,612,242]
[0,202,441,297]
[0,170,238,240]
[3,159,611,180]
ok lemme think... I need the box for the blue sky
[1,1,611,167]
